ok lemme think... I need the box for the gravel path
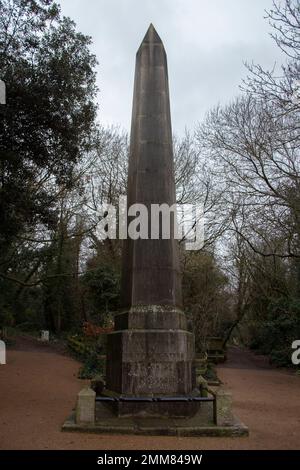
[0,337,299,449]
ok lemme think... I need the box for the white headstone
[0,80,6,105]
[41,330,49,342]
[0,340,6,365]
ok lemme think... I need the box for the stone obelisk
[106,25,195,412]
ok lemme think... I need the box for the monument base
[62,385,249,437]
[105,308,195,397]
[101,389,201,418]
[62,400,249,437]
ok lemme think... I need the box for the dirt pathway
[0,338,299,449]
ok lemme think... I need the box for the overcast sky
[60,0,284,136]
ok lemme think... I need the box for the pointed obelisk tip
[141,23,162,44]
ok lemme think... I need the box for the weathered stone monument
[105,24,195,414]
[63,25,248,435]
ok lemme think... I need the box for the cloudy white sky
[60,0,284,136]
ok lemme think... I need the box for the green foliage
[0,0,97,253]
[0,1,98,332]
[83,264,120,323]
[78,350,105,380]
[67,335,106,380]
[182,250,231,352]
[67,335,92,358]
[0,306,14,327]
[249,297,300,367]
[42,223,81,332]
[203,363,219,383]
[16,307,43,331]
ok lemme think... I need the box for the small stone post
[215,387,234,426]
[76,386,96,425]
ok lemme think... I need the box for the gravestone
[0,340,6,365]
[105,25,195,416]
[40,330,49,342]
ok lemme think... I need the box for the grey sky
[60,0,284,136]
